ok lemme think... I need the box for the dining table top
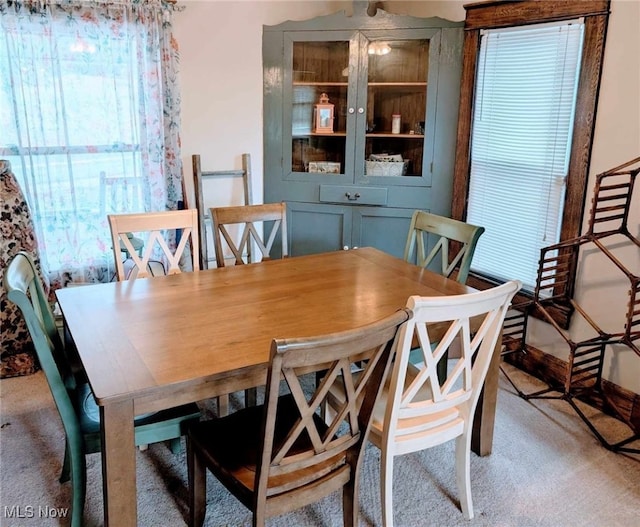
[57,248,471,404]
[56,247,499,527]
[57,247,474,410]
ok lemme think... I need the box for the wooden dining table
[56,247,504,526]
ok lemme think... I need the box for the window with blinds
[467,21,585,292]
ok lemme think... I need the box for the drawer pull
[345,192,361,201]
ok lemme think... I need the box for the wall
[174,0,639,392]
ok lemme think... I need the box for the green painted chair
[403,210,485,284]
[403,211,485,381]
[3,252,201,527]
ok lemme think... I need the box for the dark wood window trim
[451,0,611,328]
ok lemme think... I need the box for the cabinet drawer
[319,185,388,206]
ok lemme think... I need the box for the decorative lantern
[313,93,334,134]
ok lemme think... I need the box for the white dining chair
[326,280,521,525]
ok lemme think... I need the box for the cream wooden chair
[107,209,200,281]
[327,280,520,525]
[210,202,287,267]
[99,172,145,258]
[187,308,409,527]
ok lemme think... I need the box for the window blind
[467,21,584,292]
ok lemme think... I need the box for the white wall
[175,0,640,392]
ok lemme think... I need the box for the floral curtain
[0,0,183,286]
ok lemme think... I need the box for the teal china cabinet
[263,2,463,257]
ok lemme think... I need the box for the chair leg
[322,398,337,424]
[218,394,230,417]
[381,449,395,527]
[245,387,257,407]
[68,437,86,527]
[187,438,207,527]
[168,437,182,454]
[455,432,474,520]
[342,460,359,527]
[60,439,71,483]
[252,506,266,527]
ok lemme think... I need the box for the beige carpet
[1,363,639,527]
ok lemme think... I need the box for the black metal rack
[501,156,640,454]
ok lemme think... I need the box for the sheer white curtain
[467,21,584,292]
[0,0,183,286]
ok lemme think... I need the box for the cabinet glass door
[291,39,351,176]
[362,36,430,181]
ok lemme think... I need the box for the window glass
[0,4,177,283]
[467,21,584,291]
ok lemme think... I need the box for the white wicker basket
[365,160,408,177]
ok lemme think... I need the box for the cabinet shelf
[293,132,347,138]
[368,82,427,87]
[294,82,349,87]
[367,133,424,139]
[293,82,425,89]
[293,132,424,139]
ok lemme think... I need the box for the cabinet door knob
[345,192,361,201]
[357,107,364,114]
[348,107,355,114]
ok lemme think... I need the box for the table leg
[471,332,502,456]
[100,399,137,526]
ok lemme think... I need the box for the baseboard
[502,343,640,433]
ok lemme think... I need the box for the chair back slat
[108,209,200,280]
[404,210,485,284]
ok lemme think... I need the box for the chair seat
[327,363,434,446]
[122,259,166,279]
[189,394,342,498]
